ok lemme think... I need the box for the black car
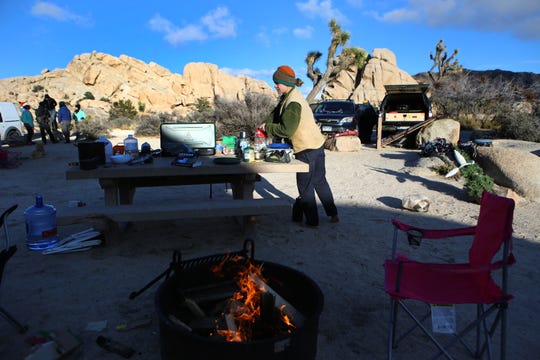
[312,100,356,135]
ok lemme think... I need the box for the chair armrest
[391,219,476,239]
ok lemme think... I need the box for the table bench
[56,198,291,243]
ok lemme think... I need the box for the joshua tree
[428,39,462,82]
[305,19,368,103]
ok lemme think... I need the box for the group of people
[19,94,86,145]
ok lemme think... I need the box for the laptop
[160,123,216,157]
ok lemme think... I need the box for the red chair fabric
[384,191,515,359]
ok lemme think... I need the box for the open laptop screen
[160,122,216,156]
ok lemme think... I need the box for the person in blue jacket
[57,102,72,143]
[20,102,34,145]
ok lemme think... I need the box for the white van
[0,102,23,143]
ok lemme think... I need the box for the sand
[1,130,539,359]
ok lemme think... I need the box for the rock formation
[0,48,416,118]
[0,51,275,119]
[322,48,418,105]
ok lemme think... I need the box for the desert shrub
[32,85,44,93]
[135,114,163,136]
[110,99,137,120]
[109,116,134,129]
[430,72,540,140]
[138,101,146,112]
[83,91,95,100]
[495,108,540,142]
[213,92,276,138]
[461,164,494,203]
[195,97,212,114]
[100,97,110,102]
[77,119,111,140]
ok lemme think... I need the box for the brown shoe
[330,215,339,223]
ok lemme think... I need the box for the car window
[315,102,354,114]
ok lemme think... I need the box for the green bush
[83,91,95,100]
[32,85,44,93]
[461,163,494,203]
[138,101,146,112]
[110,99,138,120]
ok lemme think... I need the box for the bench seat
[56,198,291,242]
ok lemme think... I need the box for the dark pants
[60,121,71,143]
[23,123,34,144]
[38,116,57,144]
[295,146,338,226]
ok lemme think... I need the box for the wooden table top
[66,156,308,180]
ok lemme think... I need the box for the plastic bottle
[237,131,249,157]
[254,128,268,152]
[24,195,59,250]
[97,136,113,163]
[124,134,139,159]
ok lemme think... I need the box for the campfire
[166,254,302,342]
[155,240,323,360]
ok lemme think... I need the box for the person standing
[43,94,58,130]
[259,65,339,227]
[20,102,35,145]
[35,100,57,144]
[72,104,86,141]
[57,101,72,143]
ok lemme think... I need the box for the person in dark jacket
[35,100,57,144]
[57,102,72,143]
[43,94,58,130]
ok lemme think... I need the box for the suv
[313,100,356,135]
[379,84,432,131]
[0,102,23,143]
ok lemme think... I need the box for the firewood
[249,274,305,326]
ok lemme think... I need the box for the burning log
[250,273,305,327]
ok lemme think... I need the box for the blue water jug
[24,195,59,250]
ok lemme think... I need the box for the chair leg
[0,306,28,333]
[388,298,398,359]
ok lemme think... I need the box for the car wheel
[6,129,22,143]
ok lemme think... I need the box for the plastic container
[237,131,249,156]
[124,134,139,159]
[254,128,268,151]
[24,195,59,250]
[96,136,113,163]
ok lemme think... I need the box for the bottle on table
[124,134,139,159]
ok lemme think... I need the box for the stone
[416,118,461,145]
[324,136,361,152]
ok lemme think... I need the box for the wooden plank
[379,117,438,148]
[57,198,290,224]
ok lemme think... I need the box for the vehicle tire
[5,129,22,143]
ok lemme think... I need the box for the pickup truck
[379,84,432,131]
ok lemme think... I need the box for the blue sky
[1,0,539,89]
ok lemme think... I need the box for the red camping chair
[0,204,28,333]
[384,191,515,359]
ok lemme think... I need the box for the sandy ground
[1,130,539,359]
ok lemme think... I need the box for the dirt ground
[1,130,539,359]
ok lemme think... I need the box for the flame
[212,256,295,342]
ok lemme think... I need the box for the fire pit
[155,240,324,360]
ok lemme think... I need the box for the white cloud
[31,1,91,26]
[374,0,540,40]
[293,26,314,39]
[149,7,237,46]
[296,0,349,23]
[221,67,274,79]
[201,7,237,38]
[256,27,289,47]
